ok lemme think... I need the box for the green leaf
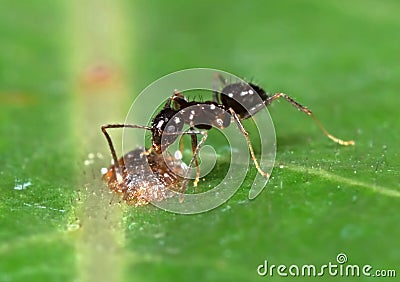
[1,0,399,281]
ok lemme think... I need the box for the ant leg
[173,89,183,98]
[161,128,203,199]
[169,89,188,109]
[214,73,228,85]
[160,129,205,201]
[212,73,227,103]
[179,130,208,203]
[228,108,271,180]
[174,133,191,174]
[175,128,201,188]
[160,129,205,185]
[265,93,355,146]
[178,134,185,157]
[163,90,182,108]
[162,89,183,110]
[101,124,152,179]
[189,127,201,187]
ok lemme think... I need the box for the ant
[101,74,355,203]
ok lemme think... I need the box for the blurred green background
[1,0,399,281]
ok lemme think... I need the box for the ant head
[151,108,184,154]
[219,82,269,120]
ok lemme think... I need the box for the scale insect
[102,147,186,206]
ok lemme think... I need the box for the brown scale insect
[102,147,186,206]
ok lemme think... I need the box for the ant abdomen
[219,82,269,120]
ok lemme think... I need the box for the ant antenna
[101,124,153,178]
[265,93,355,146]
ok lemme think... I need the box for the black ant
[101,74,355,204]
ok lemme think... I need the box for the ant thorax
[175,101,231,130]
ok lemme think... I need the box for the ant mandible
[101,74,355,199]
